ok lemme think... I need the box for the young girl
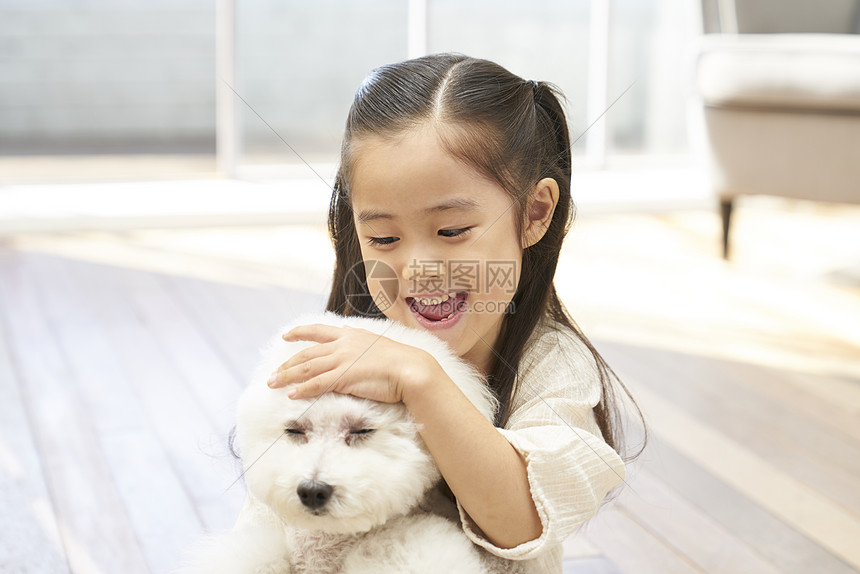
[269,53,642,573]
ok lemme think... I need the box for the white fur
[176,313,522,574]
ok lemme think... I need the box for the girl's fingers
[287,370,342,400]
[269,354,338,388]
[282,324,344,343]
[275,342,334,375]
[270,324,401,401]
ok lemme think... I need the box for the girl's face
[349,127,523,374]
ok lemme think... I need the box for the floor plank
[639,434,859,574]
[0,276,70,573]
[584,503,705,574]
[601,342,860,517]
[59,254,239,547]
[631,379,860,569]
[112,266,245,435]
[159,274,262,385]
[615,470,783,574]
[0,252,150,574]
[563,556,624,574]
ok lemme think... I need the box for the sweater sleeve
[455,327,626,560]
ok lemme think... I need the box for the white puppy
[176,312,524,574]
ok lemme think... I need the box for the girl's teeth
[417,293,454,306]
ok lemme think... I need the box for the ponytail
[523,78,646,461]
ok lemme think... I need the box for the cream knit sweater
[455,317,626,573]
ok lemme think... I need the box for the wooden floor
[1,197,858,573]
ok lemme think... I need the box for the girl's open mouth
[406,292,468,330]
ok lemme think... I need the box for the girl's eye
[367,236,399,246]
[438,227,472,238]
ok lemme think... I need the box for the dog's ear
[228,425,241,459]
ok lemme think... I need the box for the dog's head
[235,313,497,534]
[237,383,438,534]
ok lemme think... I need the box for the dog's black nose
[297,480,333,510]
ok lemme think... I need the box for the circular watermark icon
[342,259,399,314]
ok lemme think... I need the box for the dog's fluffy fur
[176,313,524,574]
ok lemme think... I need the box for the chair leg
[720,198,733,259]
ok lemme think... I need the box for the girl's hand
[267,323,440,404]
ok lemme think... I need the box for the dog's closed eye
[346,428,376,446]
[284,423,310,442]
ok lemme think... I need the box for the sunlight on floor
[557,199,860,386]
[9,196,860,389]
[7,226,335,294]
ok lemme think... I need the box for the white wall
[0,0,215,153]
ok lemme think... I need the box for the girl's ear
[522,177,559,248]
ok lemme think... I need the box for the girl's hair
[326,53,644,461]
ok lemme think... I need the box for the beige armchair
[695,0,860,257]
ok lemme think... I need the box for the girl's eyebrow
[357,198,480,224]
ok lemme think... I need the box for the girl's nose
[401,257,446,293]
